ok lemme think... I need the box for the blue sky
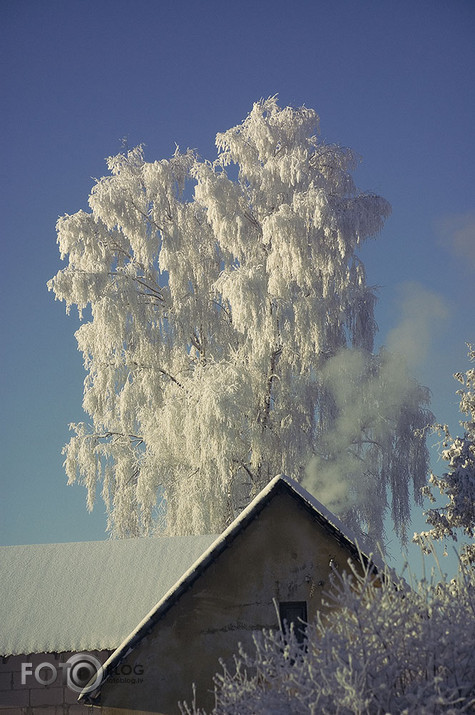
[1,0,474,575]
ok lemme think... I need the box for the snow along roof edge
[82,473,382,703]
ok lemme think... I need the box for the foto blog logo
[21,653,103,694]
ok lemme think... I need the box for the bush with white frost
[181,561,475,714]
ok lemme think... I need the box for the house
[0,475,376,715]
[81,475,376,715]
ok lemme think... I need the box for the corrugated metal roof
[0,534,218,655]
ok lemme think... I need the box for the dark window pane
[279,601,307,643]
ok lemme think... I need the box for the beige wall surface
[99,491,358,714]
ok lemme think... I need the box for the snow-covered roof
[84,474,378,702]
[0,534,218,656]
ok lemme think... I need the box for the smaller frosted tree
[414,344,475,565]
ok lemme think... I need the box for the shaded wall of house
[99,491,362,715]
[0,650,111,714]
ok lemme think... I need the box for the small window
[279,601,307,643]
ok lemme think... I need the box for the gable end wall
[99,490,362,714]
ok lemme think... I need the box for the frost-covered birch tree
[49,97,431,540]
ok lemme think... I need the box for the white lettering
[35,663,57,686]
[20,662,33,685]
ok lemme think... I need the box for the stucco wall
[0,650,111,715]
[99,491,361,714]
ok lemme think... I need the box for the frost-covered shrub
[182,561,475,714]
